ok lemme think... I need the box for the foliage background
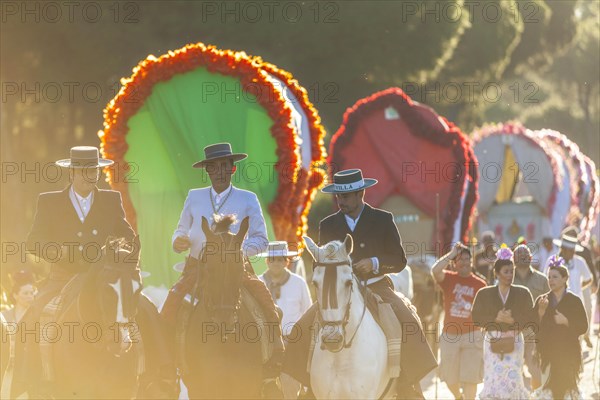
[1,0,598,271]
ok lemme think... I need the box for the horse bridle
[200,231,243,322]
[74,265,140,354]
[95,265,139,325]
[313,259,368,351]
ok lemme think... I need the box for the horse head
[200,214,249,329]
[87,235,143,356]
[303,234,355,353]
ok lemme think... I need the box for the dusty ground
[141,285,599,400]
[421,322,600,400]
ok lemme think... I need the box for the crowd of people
[434,230,598,400]
[0,142,598,400]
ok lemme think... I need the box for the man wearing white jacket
[161,143,283,392]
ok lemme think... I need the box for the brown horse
[10,237,145,399]
[179,215,265,399]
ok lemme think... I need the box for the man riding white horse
[302,233,394,399]
[284,169,437,399]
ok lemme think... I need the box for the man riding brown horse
[162,142,285,395]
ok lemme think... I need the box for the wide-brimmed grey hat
[256,241,299,258]
[192,142,247,168]
[55,146,114,168]
[553,234,584,252]
[321,169,378,193]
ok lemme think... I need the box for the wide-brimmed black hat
[55,146,114,168]
[321,169,378,193]
[192,142,247,168]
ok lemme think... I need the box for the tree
[483,1,599,165]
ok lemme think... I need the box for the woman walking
[531,255,588,400]
[472,245,532,399]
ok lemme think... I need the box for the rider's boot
[261,377,284,400]
[297,385,316,400]
[395,378,425,400]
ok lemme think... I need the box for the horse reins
[95,265,138,325]
[201,231,242,322]
[78,265,140,355]
[313,259,368,351]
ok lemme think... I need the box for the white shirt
[211,185,232,207]
[544,254,592,298]
[69,186,93,222]
[259,272,312,336]
[173,186,269,259]
[344,210,362,232]
[343,206,382,285]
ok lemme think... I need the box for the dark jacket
[534,290,588,398]
[318,204,407,279]
[26,185,135,271]
[315,203,437,385]
[471,284,535,332]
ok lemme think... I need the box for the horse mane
[212,214,237,234]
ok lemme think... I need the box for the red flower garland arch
[329,87,478,249]
[99,43,325,243]
[258,60,327,242]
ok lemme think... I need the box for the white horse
[303,234,394,399]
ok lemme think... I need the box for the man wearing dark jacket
[284,169,437,398]
[22,147,176,398]
[27,146,135,304]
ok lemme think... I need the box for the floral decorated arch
[473,123,560,217]
[533,129,600,244]
[580,155,600,243]
[329,87,478,254]
[473,122,599,245]
[99,43,326,284]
